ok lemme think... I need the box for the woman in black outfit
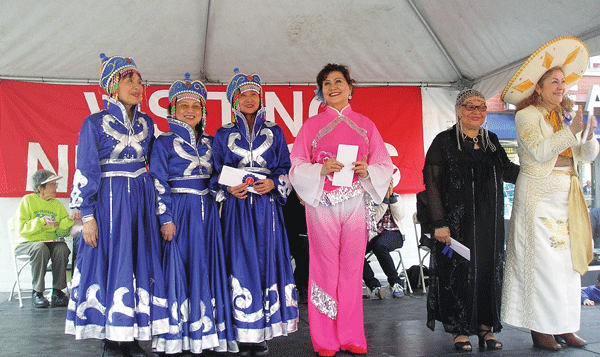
[423,89,519,351]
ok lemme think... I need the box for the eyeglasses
[462,104,487,112]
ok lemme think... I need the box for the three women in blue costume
[213,69,299,356]
[66,54,169,357]
[149,73,237,354]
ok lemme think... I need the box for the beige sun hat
[501,36,589,105]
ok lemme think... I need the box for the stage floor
[2,290,600,357]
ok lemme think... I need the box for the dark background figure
[583,180,592,195]
[590,207,600,249]
[363,179,406,299]
[582,273,600,306]
[283,191,310,304]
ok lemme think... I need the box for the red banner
[0,80,424,197]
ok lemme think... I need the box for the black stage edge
[2,291,600,356]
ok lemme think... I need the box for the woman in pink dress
[289,63,393,356]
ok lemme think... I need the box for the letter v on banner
[83,92,101,114]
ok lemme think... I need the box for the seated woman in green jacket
[15,169,76,308]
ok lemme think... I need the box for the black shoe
[102,340,125,357]
[251,341,269,356]
[237,343,252,357]
[452,335,472,352]
[32,291,49,308]
[122,341,152,357]
[478,329,502,350]
[51,289,69,307]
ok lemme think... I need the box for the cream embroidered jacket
[515,105,599,178]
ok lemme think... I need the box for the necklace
[461,130,479,142]
[460,130,480,149]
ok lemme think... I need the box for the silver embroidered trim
[365,196,377,239]
[167,117,197,147]
[101,114,148,159]
[100,167,147,178]
[310,281,337,320]
[263,283,281,323]
[276,174,292,198]
[318,180,364,206]
[227,128,274,169]
[154,177,167,215]
[109,177,113,237]
[231,276,264,324]
[243,167,271,175]
[172,136,212,176]
[215,189,226,203]
[70,169,88,208]
[310,115,369,157]
[99,157,145,165]
[168,175,210,181]
[171,188,209,196]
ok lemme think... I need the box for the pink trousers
[306,195,368,352]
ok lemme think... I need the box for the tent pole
[405,0,464,81]
[200,0,212,82]
[0,76,455,88]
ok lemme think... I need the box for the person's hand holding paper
[332,144,359,187]
[352,155,369,179]
[218,165,266,197]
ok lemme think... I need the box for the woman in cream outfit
[501,36,598,351]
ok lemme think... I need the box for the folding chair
[412,212,430,293]
[7,214,64,308]
[365,243,413,294]
[7,215,29,308]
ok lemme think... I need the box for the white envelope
[332,144,359,187]
[449,237,470,261]
[218,165,266,194]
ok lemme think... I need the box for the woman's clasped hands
[320,155,369,178]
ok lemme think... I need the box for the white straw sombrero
[501,36,589,105]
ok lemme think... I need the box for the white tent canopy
[1,0,600,292]
[1,0,599,98]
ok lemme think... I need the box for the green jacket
[14,193,74,249]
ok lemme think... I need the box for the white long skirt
[502,169,581,334]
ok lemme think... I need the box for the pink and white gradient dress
[289,105,393,353]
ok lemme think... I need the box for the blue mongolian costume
[66,55,169,342]
[149,74,237,354]
[213,70,299,344]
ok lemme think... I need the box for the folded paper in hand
[218,165,266,194]
[332,144,358,187]
[449,237,470,261]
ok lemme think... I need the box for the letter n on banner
[26,142,69,193]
